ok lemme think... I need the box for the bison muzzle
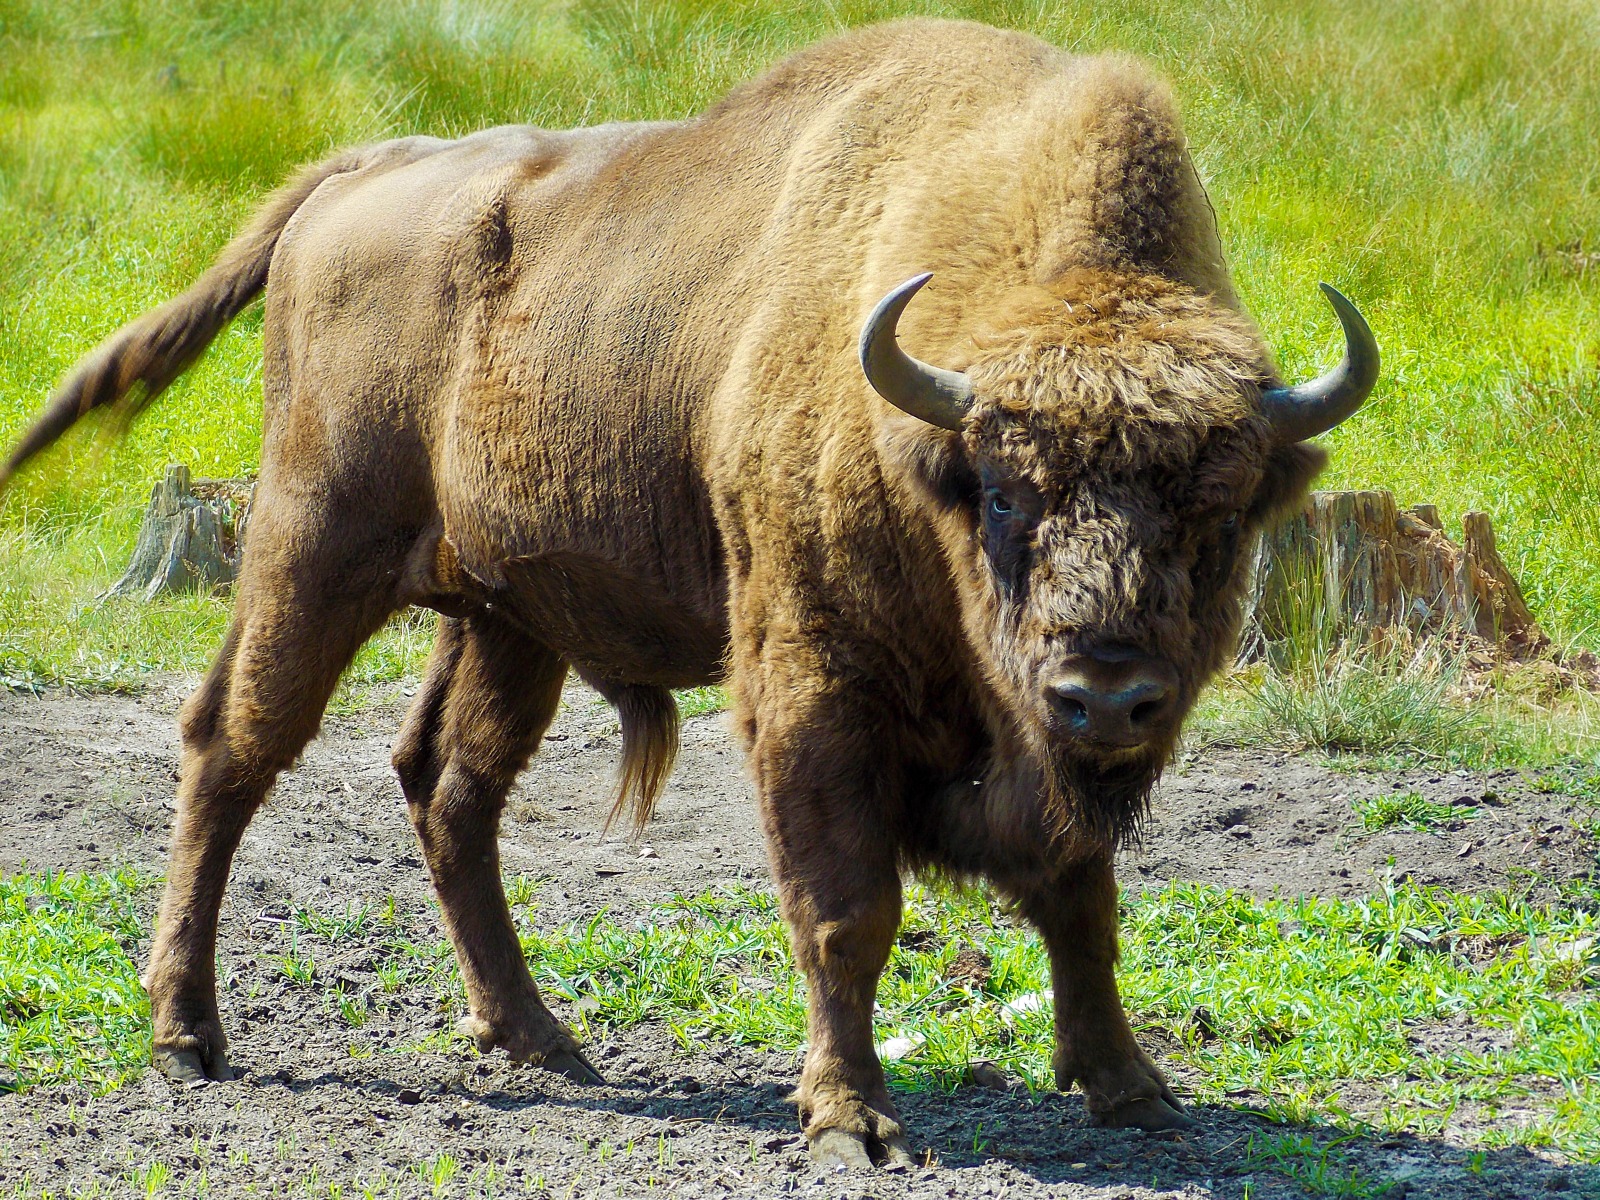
[2,19,1377,1168]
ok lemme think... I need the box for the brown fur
[7,20,1329,1153]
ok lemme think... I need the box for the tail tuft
[0,144,386,493]
[604,685,681,838]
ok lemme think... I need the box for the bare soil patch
[0,679,1594,1198]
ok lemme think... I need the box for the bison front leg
[147,519,405,1084]
[753,714,915,1169]
[1015,854,1194,1132]
[393,615,601,1085]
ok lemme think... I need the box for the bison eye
[980,486,1032,593]
[1192,510,1247,601]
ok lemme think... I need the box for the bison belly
[495,550,727,689]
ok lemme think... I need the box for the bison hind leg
[589,680,680,838]
[396,615,603,1083]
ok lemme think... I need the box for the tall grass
[0,0,1597,685]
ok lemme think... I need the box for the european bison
[4,19,1377,1167]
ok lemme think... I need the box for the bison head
[862,268,1377,846]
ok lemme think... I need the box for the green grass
[514,881,1600,1162]
[17,867,1600,1180]
[1243,1132,1389,1199]
[0,870,151,1093]
[317,877,1600,1163]
[674,685,729,718]
[0,522,439,693]
[1355,790,1469,833]
[1,0,1598,690]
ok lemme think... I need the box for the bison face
[864,268,1375,843]
[965,432,1311,777]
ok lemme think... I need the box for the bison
[3,18,1377,1168]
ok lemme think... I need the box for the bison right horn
[1260,283,1380,444]
[859,273,974,431]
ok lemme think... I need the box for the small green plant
[127,1160,171,1198]
[374,960,409,993]
[415,1153,460,1195]
[276,930,317,986]
[504,874,542,908]
[296,902,373,941]
[335,988,368,1028]
[1355,790,1463,832]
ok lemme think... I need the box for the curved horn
[1261,283,1380,443]
[859,273,974,431]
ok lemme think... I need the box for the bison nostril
[1057,695,1089,730]
[1129,699,1161,726]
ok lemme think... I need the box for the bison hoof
[809,1129,874,1170]
[879,1134,918,1167]
[454,1014,603,1084]
[153,1044,233,1085]
[541,1047,605,1086]
[1095,1094,1197,1133]
[808,1128,916,1170]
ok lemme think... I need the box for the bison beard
[0,17,1376,1171]
[1045,745,1162,851]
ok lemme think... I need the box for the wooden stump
[1239,490,1543,661]
[105,464,254,601]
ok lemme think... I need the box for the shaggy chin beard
[1033,727,1171,852]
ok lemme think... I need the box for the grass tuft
[1355,790,1467,833]
[1234,644,1490,763]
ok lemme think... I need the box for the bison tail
[604,684,681,838]
[0,144,380,492]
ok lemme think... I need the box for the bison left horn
[1261,283,1380,443]
[859,273,974,431]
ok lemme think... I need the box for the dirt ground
[0,677,1596,1198]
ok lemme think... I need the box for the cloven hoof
[1094,1094,1198,1133]
[153,1045,234,1085]
[541,1047,606,1086]
[808,1128,917,1170]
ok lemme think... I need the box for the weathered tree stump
[1240,489,1543,660]
[106,464,254,600]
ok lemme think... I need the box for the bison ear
[1249,441,1326,526]
[878,416,979,512]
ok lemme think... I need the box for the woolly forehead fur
[960,269,1278,500]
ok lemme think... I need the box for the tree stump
[105,464,254,601]
[1239,489,1543,661]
